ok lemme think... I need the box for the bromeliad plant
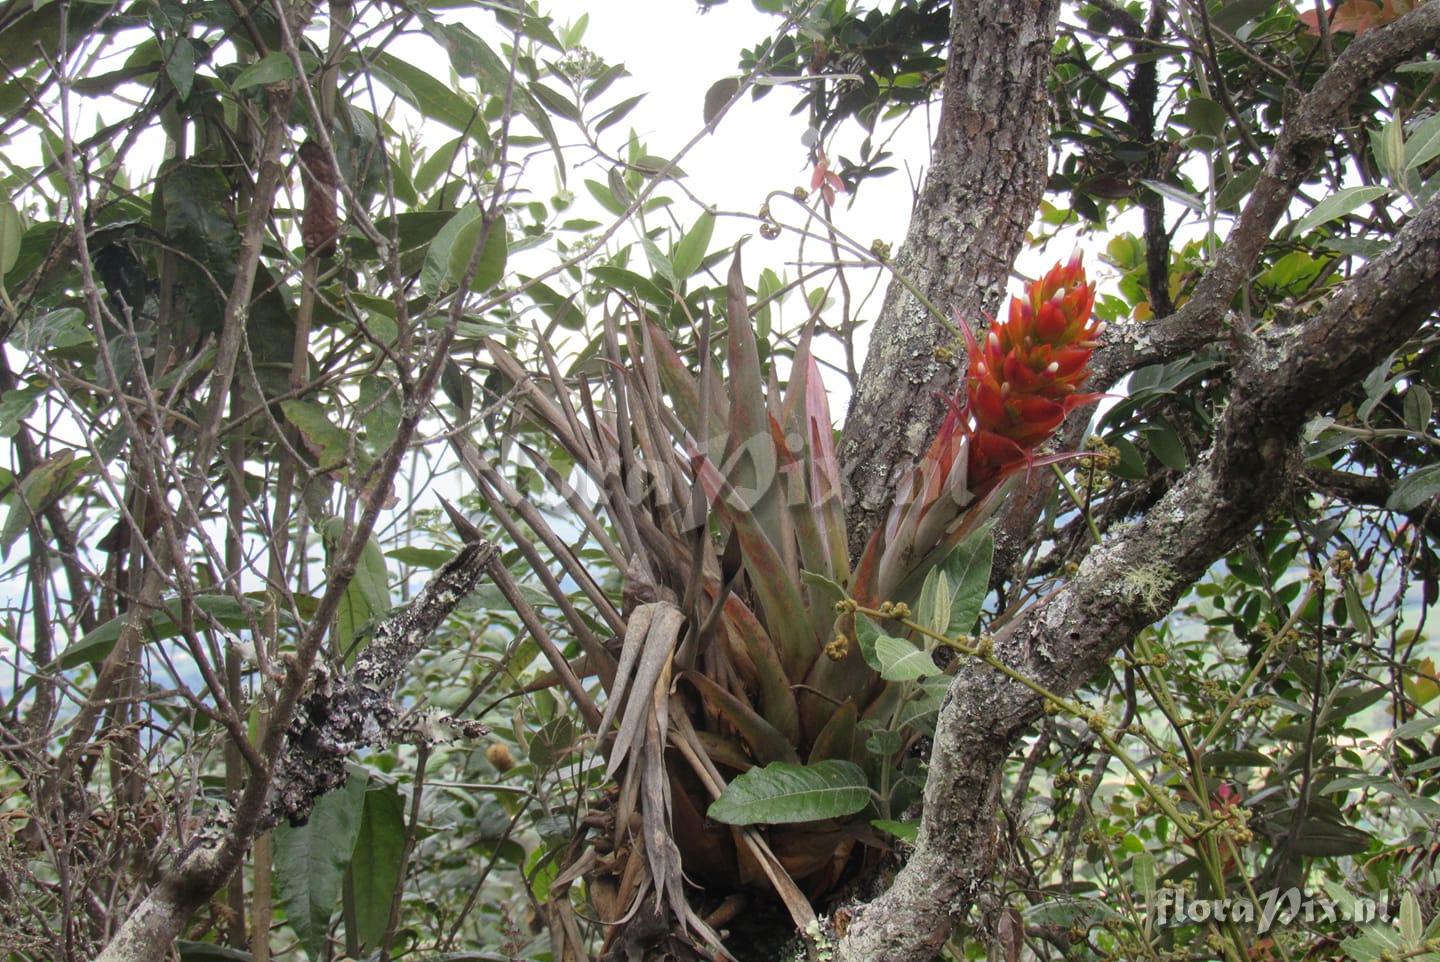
[471,250,1100,957]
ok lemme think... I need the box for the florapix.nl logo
[1153,886,1389,932]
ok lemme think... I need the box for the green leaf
[1210,0,1275,32]
[426,19,565,176]
[1144,424,1188,471]
[916,566,951,636]
[421,205,508,296]
[232,51,298,90]
[871,818,918,842]
[14,307,93,353]
[1,451,88,559]
[280,400,351,471]
[320,518,391,663]
[1373,119,1407,188]
[56,594,267,670]
[704,76,740,127]
[1393,710,1440,741]
[274,769,369,961]
[369,51,480,136]
[874,634,938,682]
[0,384,42,438]
[1387,464,1440,511]
[670,211,716,279]
[707,760,870,825]
[1216,165,1262,211]
[854,614,889,672]
[177,942,253,961]
[943,529,993,637]
[386,545,454,569]
[0,198,23,280]
[896,676,950,733]
[1289,818,1372,856]
[1293,185,1388,236]
[639,235,675,286]
[584,178,628,216]
[1140,179,1205,213]
[350,784,406,950]
[358,375,402,456]
[1404,385,1433,433]
[1183,97,1227,140]
[1400,891,1423,947]
[1406,111,1440,171]
[1132,851,1156,907]
[162,36,196,101]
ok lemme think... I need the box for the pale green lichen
[1120,561,1179,614]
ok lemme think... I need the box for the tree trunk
[840,0,1062,559]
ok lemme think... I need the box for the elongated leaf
[671,210,715,280]
[57,594,268,670]
[1405,111,1440,171]
[916,567,951,636]
[1293,185,1388,236]
[1140,178,1205,213]
[807,699,857,763]
[708,760,869,825]
[281,400,351,471]
[1388,464,1440,511]
[0,198,23,279]
[275,770,369,960]
[854,614,889,672]
[350,785,406,950]
[233,51,299,90]
[682,671,798,766]
[897,676,951,734]
[720,249,781,541]
[1288,818,1372,856]
[871,819,919,842]
[425,18,565,177]
[943,529,994,637]
[718,593,800,743]
[804,356,849,583]
[369,51,481,135]
[692,454,816,679]
[321,518,391,663]
[177,942,252,962]
[0,450,88,558]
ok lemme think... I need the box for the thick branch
[839,0,1061,558]
[836,184,1440,962]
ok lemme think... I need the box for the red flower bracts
[856,256,1103,602]
[961,255,1103,492]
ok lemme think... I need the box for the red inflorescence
[958,255,1103,493]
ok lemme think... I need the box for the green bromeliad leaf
[707,760,870,825]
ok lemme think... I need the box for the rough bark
[839,0,1061,558]
[835,168,1440,962]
